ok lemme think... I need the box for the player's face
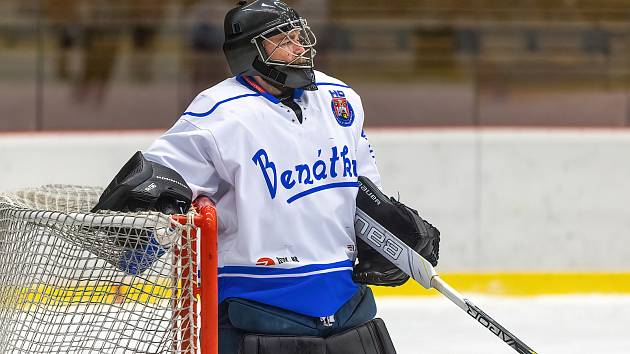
[263,29,308,65]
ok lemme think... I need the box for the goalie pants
[218,285,378,354]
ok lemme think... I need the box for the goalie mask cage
[0,185,218,354]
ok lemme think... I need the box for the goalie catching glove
[92,151,193,275]
[353,176,440,287]
[92,151,192,215]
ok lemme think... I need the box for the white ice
[376,295,630,354]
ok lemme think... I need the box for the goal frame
[172,204,218,354]
[0,186,219,354]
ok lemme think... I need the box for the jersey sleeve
[143,119,229,201]
[356,128,382,188]
[353,95,382,188]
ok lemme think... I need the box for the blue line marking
[183,93,261,117]
[287,181,359,204]
[316,82,352,89]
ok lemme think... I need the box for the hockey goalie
[93,1,442,353]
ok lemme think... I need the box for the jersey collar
[236,75,305,104]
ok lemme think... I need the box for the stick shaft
[354,209,537,354]
[431,277,537,354]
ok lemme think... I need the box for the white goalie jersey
[144,71,381,317]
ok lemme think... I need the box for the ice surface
[376,295,630,354]
[9,295,629,353]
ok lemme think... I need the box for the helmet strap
[253,57,288,86]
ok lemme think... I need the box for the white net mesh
[0,185,199,353]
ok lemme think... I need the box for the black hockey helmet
[223,0,318,90]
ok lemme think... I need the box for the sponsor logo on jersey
[255,256,300,266]
[276,256,300,265]
[252,146,359,203]
[256,257,276,266]
[329,90,355,127]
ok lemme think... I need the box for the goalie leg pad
[326,318,396,354]
[239,319,396,354]
[240,335,326,354]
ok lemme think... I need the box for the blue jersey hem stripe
[218,267,353,279]
[219,270,358,317]
[219,260,353,276]
[287,181,359,204]
[183,93,261,117]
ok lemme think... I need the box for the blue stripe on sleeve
[182,93,261,118]
[184,81,351,118]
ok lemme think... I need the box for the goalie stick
[354,208,538,354]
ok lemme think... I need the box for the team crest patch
[329,90,355,127]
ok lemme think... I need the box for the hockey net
[0,185,217,354]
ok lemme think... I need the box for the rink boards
[2,129,630,298]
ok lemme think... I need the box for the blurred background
[2,0,630,131]
[2,2,630,352]
[3,0,630,276]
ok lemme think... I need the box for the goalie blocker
[92,151,193,275]
[353,177,537,354]
[353,176,440,287]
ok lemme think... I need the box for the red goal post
[172,204,218,354]
[0,185,218,354]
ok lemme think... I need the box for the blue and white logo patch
[329,90,355,127]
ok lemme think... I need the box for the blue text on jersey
[252,146,359,203]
